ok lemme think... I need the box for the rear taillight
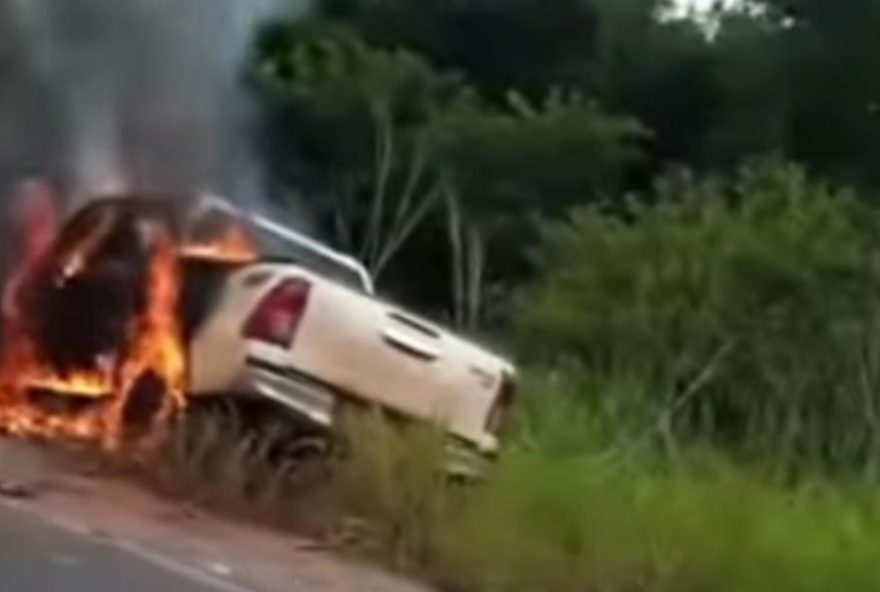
[243,278,312,347]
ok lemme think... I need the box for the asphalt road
[0,503,237,592]
[0,437,429,592]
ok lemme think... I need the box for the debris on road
[0,478,37,499]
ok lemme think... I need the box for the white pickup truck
[24,195,517,460]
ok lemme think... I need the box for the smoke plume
[0,0,302,201]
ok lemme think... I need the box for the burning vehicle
[0,187,517,464]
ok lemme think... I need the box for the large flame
[0,184,188,450]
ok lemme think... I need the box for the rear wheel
[120,370,169,439]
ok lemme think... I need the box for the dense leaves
[250,0,880,324]
[251,19,641,323]
[518,164,880,472]
[253,23,466,276]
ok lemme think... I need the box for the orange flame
[182,222,258,264]
[104,230,186,449]
[0,185,187,450]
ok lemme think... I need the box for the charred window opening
[24,202,173,377]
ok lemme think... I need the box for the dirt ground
[0,437,432,592]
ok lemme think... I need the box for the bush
[321,165,880,590]
[138,403,332,529]
[328,412,450,568]
[516,163,880,475]
[323,415,880,592]
[433,449,880,592]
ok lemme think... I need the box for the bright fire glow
[182,222,259,264]
[0,184,188,450]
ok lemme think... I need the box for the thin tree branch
[446,185,465,328]
[329,174,355,250]
[465,224,485,330]
[599,339,737,466]
[390,136,428,234]
[363,105,395,270]
[372,183,441,279]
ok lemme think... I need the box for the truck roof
[193,195,376,295]
[63,195,376,295]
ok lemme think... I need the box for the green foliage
[232,6,880,589]
[695,0,880,186]
[432,90,644,326]
[433,450,880,592]
[252,21,471,275]
[518,163,880,474]
[304,0,880,190]
[252,20,460,201]
[703,9,791,166]
[254,21,468,155]
[435,90,645,215]
[311,0,716,173]
[587,0,717,168]
[251,21,643,322]
[329,412,449,568]
[324,413,880,592]
[315,0,604,99]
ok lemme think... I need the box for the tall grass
[323,164,880,591]
[517,163,880,477]
[137,402,332,530]
[327,412,450,567]
[325,410,880,592]
[434,453,880,592]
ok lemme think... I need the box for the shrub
[138,402,331,528]
[516,163,880,475]
[433,448,880,592]
[325,416,880,592]
[328,412,450,568]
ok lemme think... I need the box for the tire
[120,370,169,438]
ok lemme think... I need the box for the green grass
[326,412,450,567]
[436,455,880,592]
[329,411,880,592]
[116,392,880,592]
[322,364,880,591]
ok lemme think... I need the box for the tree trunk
[445,187,485,330]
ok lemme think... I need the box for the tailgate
[287,279,510,449]
[191,263,513,450]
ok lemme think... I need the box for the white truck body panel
[189,262,513,453]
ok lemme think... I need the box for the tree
[252,21,643,328]
[312,0,723,179]
[315,0,602,101]
[723,0,880,187]
[432,90,644,328]
[252,21,473,278]
[701,8,792,167]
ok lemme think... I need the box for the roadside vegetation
[133,163,880,591]
[323,163,880,592]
